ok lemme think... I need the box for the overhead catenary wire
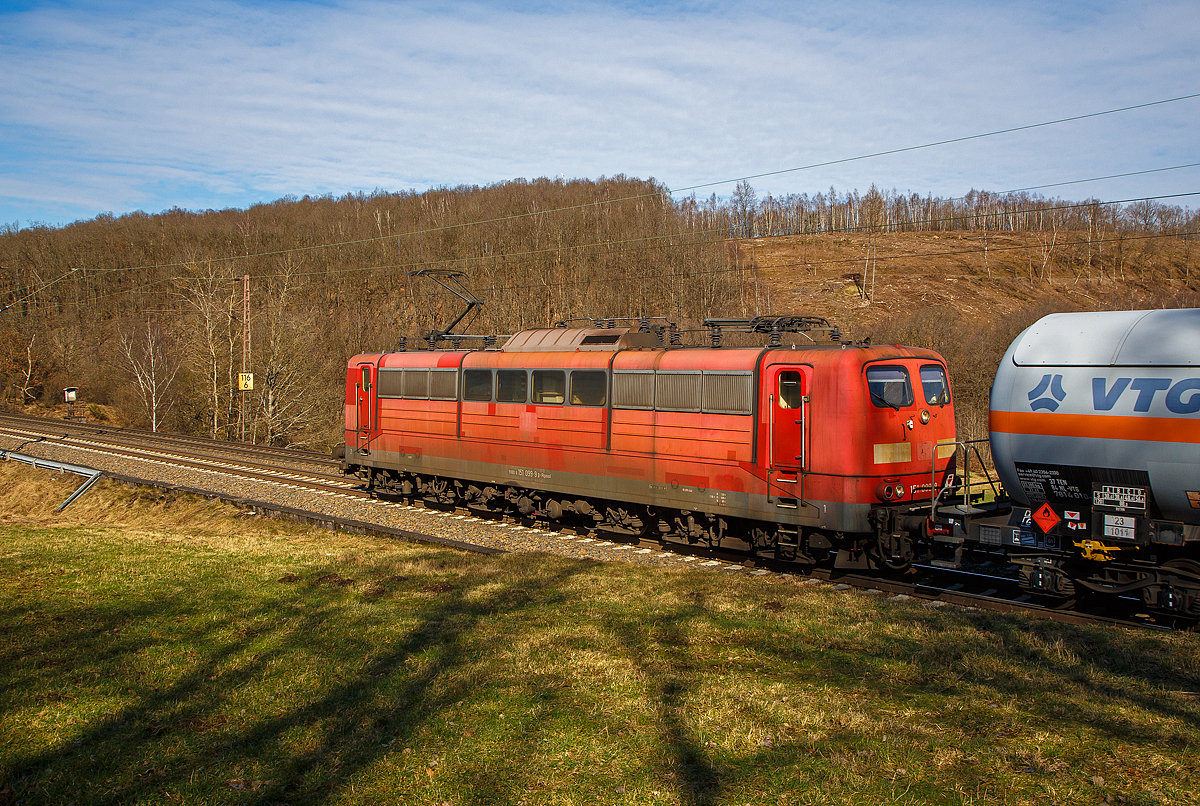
[5,164,1199,314]
[939,162,1200,202]
[670,92,1200,194]
[8,189,1200,313]
[24,195,1200,314]
[3,91,1197,288]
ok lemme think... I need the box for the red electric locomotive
[340,316,957,568]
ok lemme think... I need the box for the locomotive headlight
[920,409,930,424]
[876,481,906,501]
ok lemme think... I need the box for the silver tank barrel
[990,309,1200,524]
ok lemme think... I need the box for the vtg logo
[1027,374,1066,411]
[1029,374,1200,414]
[1093,377,1200,414]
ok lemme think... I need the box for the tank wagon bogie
[978,308,1200,616]
[341,323,957,568]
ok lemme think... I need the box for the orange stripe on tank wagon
[989,410,1200,444]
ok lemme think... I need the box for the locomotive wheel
[421,476,458,509]
[598,505,652,539]
[871,532,915,573]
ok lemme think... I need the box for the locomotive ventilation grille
[378,368,458,401]
[613,371,753,414]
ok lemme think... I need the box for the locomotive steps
[5,460,1200,805]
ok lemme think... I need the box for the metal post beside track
[0,451,104,511]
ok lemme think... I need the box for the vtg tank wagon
[983,308,1200,612]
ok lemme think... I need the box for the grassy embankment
[2,462,1199,805]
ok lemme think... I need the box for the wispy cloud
[1,0,1197,226]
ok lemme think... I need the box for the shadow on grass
[0,552,593,805]
[605,608,722,806]
[5,544,1200,805]
[911,608,1200,743]
[604,583,1200,804]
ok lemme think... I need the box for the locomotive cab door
[355,362,376,451]
[768,366,807,470]
[765,364,809,508]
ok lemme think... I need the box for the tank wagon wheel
[1154,560,1200,626]
[1164,559,1200,578]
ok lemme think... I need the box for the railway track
[0,412,337,472]
[0,412,1177,631]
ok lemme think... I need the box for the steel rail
[0,413,338,470]
[0,415,1177,631]
[0,424,364,499]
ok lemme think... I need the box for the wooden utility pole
[239,274,251,443]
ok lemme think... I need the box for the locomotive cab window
[497,370,528,403]
[570,371,607,406]
[866,365,913,409]
[463,369,492,401]
[777,370,804,409]
[532,370,566,404]
[919,365,950,405]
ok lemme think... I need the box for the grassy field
[2,463,1200,805]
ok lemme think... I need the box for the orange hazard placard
[1032,502,1061,533]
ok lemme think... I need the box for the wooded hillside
[2,177,1196,448]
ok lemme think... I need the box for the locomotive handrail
[931,438,1002,523]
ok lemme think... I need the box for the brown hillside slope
[737,231,1199,439]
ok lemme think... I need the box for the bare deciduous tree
[119,319,181,432]
[177,260,238,439]
[254,258,321,446]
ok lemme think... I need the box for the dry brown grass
[4,461,1200,805]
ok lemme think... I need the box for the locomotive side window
[463,369,492,401]
[571,371,607,406]
[777,370,804,409]
[919,365,950,405]
[866,365,913,408]
[532,370,566,404]
[403,369,429,399]
[497,370,528,403]
[704,373,753,414]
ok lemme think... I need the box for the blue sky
[1,0,1197,227]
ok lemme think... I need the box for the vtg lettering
[1093,377,1200,414]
